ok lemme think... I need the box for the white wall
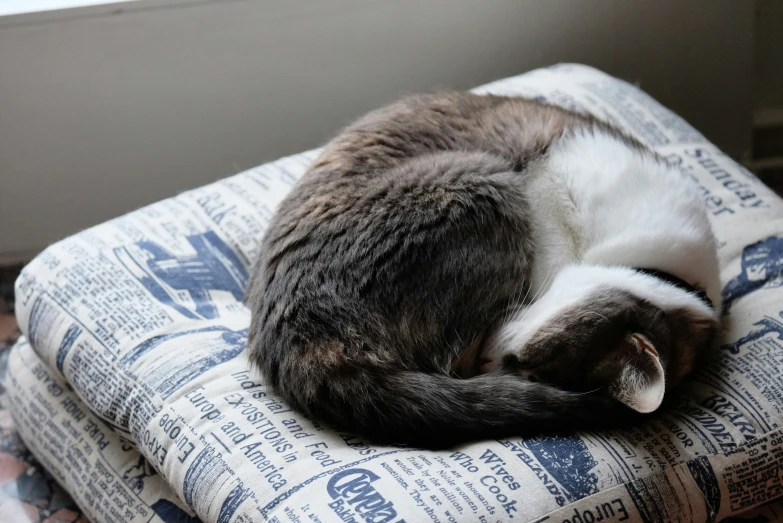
[0,0,755,259]
[0,0,136,16]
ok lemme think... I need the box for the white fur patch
[482,129,721,370]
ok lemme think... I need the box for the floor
[0,264,88,522]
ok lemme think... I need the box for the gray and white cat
[245,92,720,447]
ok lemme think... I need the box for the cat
[244,92,721,447]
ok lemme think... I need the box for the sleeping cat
[245,92,721,447]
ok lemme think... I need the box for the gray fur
[244,93,684,447]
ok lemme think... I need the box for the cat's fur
[245,92,720,447]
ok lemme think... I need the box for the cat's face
[482,266,717,413]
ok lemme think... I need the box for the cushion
[5,338,195,523]
[8,64,783,523]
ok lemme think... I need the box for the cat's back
[306,92,595,181]
[250,92,607,318]
[255,92,593,290]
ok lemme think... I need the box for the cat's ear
[608,333,666,413]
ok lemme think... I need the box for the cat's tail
[289,369,633,448]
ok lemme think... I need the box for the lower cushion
[6,338,197,523]
[9,64,783,522]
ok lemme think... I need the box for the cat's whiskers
[612,249,641,268]
[503,279,531,325]
[503,245,637,324]
[514,246,568,324]
[510,257,558,322]
[454,329,465,348]
[501,250,539,325]
[583,310,610,323]
[573,385,607,396]
[516,243,645,328]
[504,290,529,325]
[531,246,569,302]
[509,247,643,328]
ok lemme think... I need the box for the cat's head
[483,265,718,413]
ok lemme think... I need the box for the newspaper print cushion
[5,338,197,523]
[10,64,783,523]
